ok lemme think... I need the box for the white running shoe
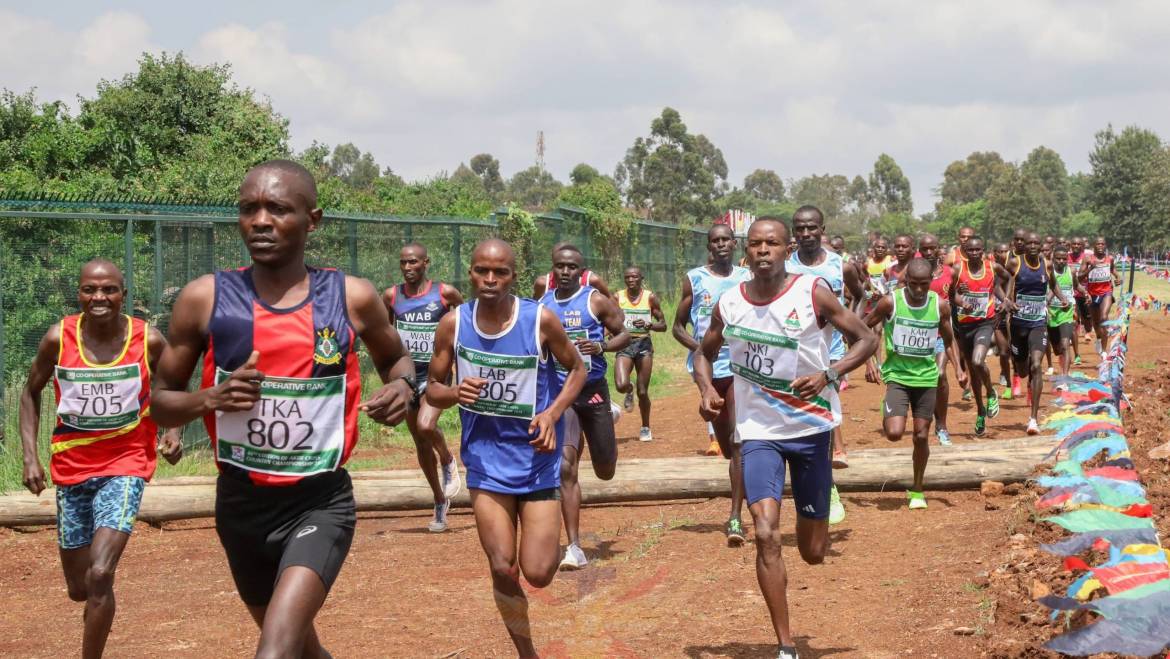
[1026,418,1040,435]
[639,427,653,442]
[1046,367,1055,376]
[441,460,462,500]
[559,544,588,571]
[610,401,622,424]
[778,646,800,659]
[998,375,1008,387]
[428,500,451,533]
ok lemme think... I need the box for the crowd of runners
[16,160,1124,659]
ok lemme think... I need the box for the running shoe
[726,518,746,547]
[559,544,588,571]
[974,415,987,437]
[639,427,653,442]
[839,377,849,393]
[428,499,451,533]
[961,388,973,401]
[442,460,463,500]
[832,452,850,469]
[778,647,801,659]
[936,428,952,446]
[1027,418,1040,435]
[986,391,1001,418]
[623,390,635,412]
[907,490,928,510]
[1046,366,1055,376]
[610,401,623,424]
[998,375,1008,387]
[1001,386,1013,400]
[705,438,722,456]
[1073,355,1083,366]
[829,485,846,525]
[1011,376,1024,398]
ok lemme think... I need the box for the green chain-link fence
[0,198,709,446]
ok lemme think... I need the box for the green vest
[1049,266,1075,327]
[881,289,941,388]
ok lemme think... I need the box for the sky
[4,1,1170,213]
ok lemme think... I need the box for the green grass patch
[1131,271,1170,301]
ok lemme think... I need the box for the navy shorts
[56,476,146,549]
[741,431,833,519]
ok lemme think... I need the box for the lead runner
[152,160,417,658]
[695,218,876,659]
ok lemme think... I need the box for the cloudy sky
[4,1,1170,212]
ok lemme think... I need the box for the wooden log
[0,436,1056,526]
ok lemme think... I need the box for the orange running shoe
[705,438,723,456]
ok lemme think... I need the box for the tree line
[2,52,1169,250]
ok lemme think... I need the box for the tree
[1088,125,1163,248]
[927,200,988,242]
[469,152,504,197]
[1021,146,1070,216]
[570,163,602,186]
[1067,172,1092,215]
[868,154,913,215]
[505,165,563,209]
[938,151,1010,209]
[1062,210,1102,239]
[743,168,785,202]
[615,107,728,223]
[847,175,869,210]
[1138,147,1170,249]
[789,174,850,222]
[985,165,1062,240]
[328,143,380,189]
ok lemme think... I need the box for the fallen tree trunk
[0,436,1055,526]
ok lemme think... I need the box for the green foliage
[570,163,602,186]
[505,165,563,209]
[927,199,987,242]
[869,213,920,240]
[790,174,851,222]
[1089,125,1163,248]
[1062,209,1101,239]
[1138,147,1170,249]
[558,179,637,281]
[938,151,1011,209]
[868,153,913,215]
[985,165,1062,240]
[1021,146,1070,215]
[615,107,728,224]
[743,168,785,202]
[469,153,504,199]
[496,203,538,292]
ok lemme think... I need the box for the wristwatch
[397,374,421,402]
[597,339,608,353]
[824,366,840,389]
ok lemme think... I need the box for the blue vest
[539,284,607,385]
[1011,257,1049,329]
[389,281,449,378]
[786,250,846,361]
[686,265,751,378]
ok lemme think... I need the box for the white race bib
[623,308,652,334]
[456,345,539,419]
[959,291,990,318]
[1088,264,1111,283]
[214,369,346,476]
[55,364,142,431]
[1014,293,1047,323]
[557,328,592,373]
[891,319,939,357]
[397,320,438,363]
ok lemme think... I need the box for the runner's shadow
[586,538,625,561]
[846,495,957,511]
[777,529,851,557]
[684,638,853,658]
[671,522,726,535]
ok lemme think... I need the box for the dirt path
[0,317,1163,657]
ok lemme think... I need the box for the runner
[787,206,866,524]
[991,242,1015,397]
[944,226,976,266]
[427,238,585,657]
[533,244,612,299]
[863,237,894,311]
[1048,245,1080,389]
[1005,232,1068,435]
[383,243,465,532]
[694,218,877,659]
[539,244,630,570]
[152,160,418,658]
[917,234,958,446]
[1067,237,1088,365]
[864,259,966,508]
[1011,228,1027,257]
[1079,236,1121,359]
[673,223,752,545]
[951,236,1012,437]
[882,234,916,290]
[614,265,666,442]
[19,259,181,659]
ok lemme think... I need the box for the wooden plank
[0,436,1056,526]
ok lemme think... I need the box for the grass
[1131,270,1170,301]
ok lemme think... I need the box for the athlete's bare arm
[993,262,1016,312]
[152,275,264,428]
[862,294,894,329]
[648,293,667,332]
[533,308,587,451]
[587,272,614,300]
[792,282,878,400]
[381,288,398,323]
[424,314,464,411]
[440,283,465,308]
[585,292,631,354]
[693,304,726,420]
[532,274,548,299]
[346,275,417,426]
[843,263,866,315]
[938,299,968,387]
[950,263,966,312]
[672,277,699,350]
[18,323,61,495]
[146,327,183,465]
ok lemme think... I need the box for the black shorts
[1009,322,1048,362]
[618,336,653,360]
[518,487,560,502]
[1075,297,1091,327]
[1048,324,1074,354]
[883,382,937,420]
[215,470,356,606]
[562,378,618,466]
[956,319,996,354]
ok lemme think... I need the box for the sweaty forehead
[241,168,314,207]
[554,249,583,264]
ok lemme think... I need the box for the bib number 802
[480,381,519,403]
[246,418,315,450]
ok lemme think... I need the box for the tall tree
[789,174,851,222]
[614,107,728,223]
[328,143,380,189]
[1138,146,1170,249]
[1021,146,1070,216]
[469,152,504,197]
[1088,125,1163,248]
[743,168,785,202]
[570,163,601,186]
[938,151,1010,208]
[985,165,1062,240]
[868,154,913,215]
[506,165,563,209]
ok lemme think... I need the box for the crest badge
[314,327,342,365]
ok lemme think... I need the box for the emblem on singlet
[784,310,802,333]
[314,327,341,365]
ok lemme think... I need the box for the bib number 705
[246,418,315,450]
[75,395,124,416]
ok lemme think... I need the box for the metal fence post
[452,225,462,291]
[347,219,359,276]
[124,219,135,308]
[153,220,163,317]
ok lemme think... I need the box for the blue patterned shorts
[56,476,145,549]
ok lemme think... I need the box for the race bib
[1015,293,1048,323]
[557,328,592,373]
[214,369,346,476]
[623,308,652,334]
[891,318,939,358]
[456,345,538,419]
[1051,285,1075,309]
[55,364,142,431]
[870,275,889,296]
[726,324,799,384]
[959,291,990,318]
[1088,265,1111,283]
[397,320,438,363]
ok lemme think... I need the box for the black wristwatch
[397,374,421,402]
[824,367,840,389]
[597,339,608,353]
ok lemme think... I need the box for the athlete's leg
[60,546,90,602]
[713,380,744,524]
[517,497,562,587]
[559,442,582,548]
[970,337,993,417]
[635,353,653,429]
[80,527,131,659]
[933,351,950,436]
[406,406,445,505]
[994,326,1011,387]
[250,567,331,659]
[614,354,634,395]
[1091,298,1107,348]
[471,489,539,658]
[911,415,932,492]
[416,398,454,466]
[749,497,794,646]
[1028,335,1046,421]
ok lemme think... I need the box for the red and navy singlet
[52,314,157,485]
[387,280,449,380]
[544,269,591,294]
[202,267,361,486]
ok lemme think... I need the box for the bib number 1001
[246,418,315,450]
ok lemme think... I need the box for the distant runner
[614,266,666,442]
[1047,245,1080,389]
[1079,236,1120,359]
[532,244,612,299]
